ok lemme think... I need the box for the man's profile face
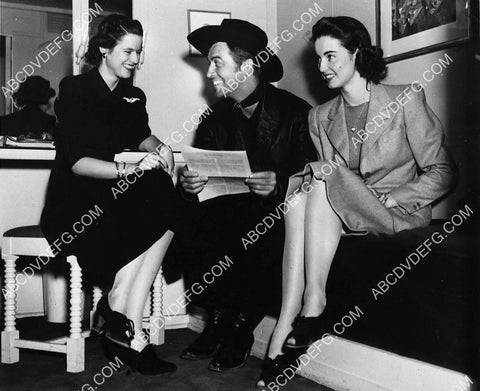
[206,42,243,99]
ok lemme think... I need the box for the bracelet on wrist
[115,161,120,178]
[122,161,126,177]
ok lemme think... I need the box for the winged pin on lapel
[123,97,140,103]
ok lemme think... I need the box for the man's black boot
[180,309,231,360]
[208,312,255,372]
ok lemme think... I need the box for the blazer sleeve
[55,76,109,167]
[388,87,456,214]
[308,106,326,161]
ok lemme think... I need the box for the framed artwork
[187,10,231,56]
[376,0,476,63]
[0,35,13,115]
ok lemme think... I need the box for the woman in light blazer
[257,16,455,388]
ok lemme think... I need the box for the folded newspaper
[182,146,252,202]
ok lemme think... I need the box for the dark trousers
[167,193,284,328]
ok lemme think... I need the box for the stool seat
[4,225,44,238]
[1,225,52,258]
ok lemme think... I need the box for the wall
[277,0,478,217]
[276,0,333,106]
[0,4,73,116]
[134,0,277,150]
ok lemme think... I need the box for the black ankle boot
[208,312,254,372]
[180,309,231,360]
[104,339,177,375]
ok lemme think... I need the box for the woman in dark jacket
[41,14,177,375]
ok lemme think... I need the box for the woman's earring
[102,53,106,59]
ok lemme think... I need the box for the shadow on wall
[299,43,338,106]
[182,53,224,108]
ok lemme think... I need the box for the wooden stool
[1,225,166,373]
[1,225,85,372]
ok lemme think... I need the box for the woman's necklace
[349,102,369,133]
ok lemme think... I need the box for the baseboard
[188,314,475,391]
[165,314,190,330]
[16,311,44,319]
[187,312,206,334]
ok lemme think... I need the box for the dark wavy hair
[226,43,262,78]
[85,14,143,66]
[311,16,387,84]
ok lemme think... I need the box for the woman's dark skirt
[41,169,178,286]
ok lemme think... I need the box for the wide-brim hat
[187,19,283,82]
[12,75,55,106]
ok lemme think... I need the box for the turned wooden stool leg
[90,286,103,330]
[66,256,84,373]
[149,269,165,345]
[1,255,19,364]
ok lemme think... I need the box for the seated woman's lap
[70,169,176,285]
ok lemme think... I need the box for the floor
[0,317,334,391]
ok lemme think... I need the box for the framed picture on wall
[376,0,476,62]
[188,10,231,56]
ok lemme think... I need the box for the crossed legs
[108,230,174,351]
[267,180,342,358]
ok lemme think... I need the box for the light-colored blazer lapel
[320,95,349,165]
[319,84,398,166]
[359,83,397,161]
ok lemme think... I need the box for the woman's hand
[137,149,173,176]
[157,143,175,176]
[138,136,175,176]
[367,185,398,209]
[378,192,398,209]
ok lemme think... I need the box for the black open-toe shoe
[256,352,304,389]
[283,315,323,349]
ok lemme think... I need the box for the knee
[108,285,124,302]
[308,179,326,196]
[289,186,309,204]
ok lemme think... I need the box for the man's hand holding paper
[245,171,278,198]
[179,166,209,195]
[181,146,255,202]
